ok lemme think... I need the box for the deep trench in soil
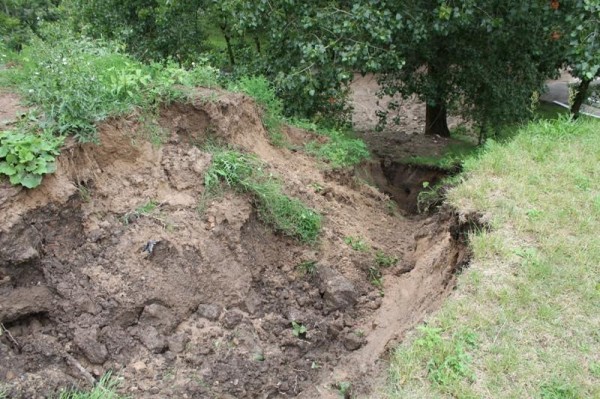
[0,92,474,399]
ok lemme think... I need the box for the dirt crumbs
[0,90,471,398]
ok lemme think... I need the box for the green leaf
[20,173,43,188]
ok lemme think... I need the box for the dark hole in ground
[358,159,454,214]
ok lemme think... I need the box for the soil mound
[0,90,470,398]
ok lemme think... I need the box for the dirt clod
[73,327,108,365]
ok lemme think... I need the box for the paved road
[541,74,600,118]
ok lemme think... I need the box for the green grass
[291,118,370,168]
[1,32,220,143]
[204,147,321,243]
[406,136,478,170]
[57,373,127,399]
[385,116,600,398]
[228,76,286,146]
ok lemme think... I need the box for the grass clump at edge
[290,118,370,168]
[204,148,321,243]
[57,372,127,399]
[385,116,600,398]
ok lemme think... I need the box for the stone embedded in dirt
[168,333,189,354]
[343,332,365,351]
[222,309,244,329]
[139,303,177,333]
[0,286,53,324]
[0,225,41,266]
[73,327,108,365]
[136,326,168,354]
[318,265,358,314]
[197,303,222,321]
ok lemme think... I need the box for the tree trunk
[220,24,236,66]
[570,77,592,119]
[254,36,261,54]
[425,102,450,137]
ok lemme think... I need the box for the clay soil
[0,89,471,398]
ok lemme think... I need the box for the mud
[0,90,472,398]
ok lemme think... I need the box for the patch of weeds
[311,361,321,369]
[76,183,92,203]
[375,250,398,268]
[0,385,6,399]
[0,130,63,188]
[414,326,477,388]
[344,236,369,252]
[2,32,220,144]
[367,266,383,288]
[291,321,307,338]
[204,148,321,243]
[309,181,324,193]
[335,381,352,398]
[354,329,365,338]
[252,352,265,362]
[539,379,582,399]
[292,118,369,168]
[57,372,126,399]
[590,362,600,378]
[228,76,286,146]
[137,112,168,148]
[297,260,317,275]
[122,199,159,225]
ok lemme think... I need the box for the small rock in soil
[140,303,176,333]
[343,332,365,351]
[197,303,222,321]
[136,326,167,353]
[167,333,189,354]
[222,309,244,329]
[318,265,358,314]
[73,327,108,364]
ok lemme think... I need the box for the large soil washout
[0,90,473,398]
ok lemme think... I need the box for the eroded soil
[0,90,471,398]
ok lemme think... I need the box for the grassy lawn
[385,116,600,398]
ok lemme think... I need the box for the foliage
[0,0,61,50]
[297,260,317,275]
[291,321,307,338]
[367,266,383,288]
[344,236,369,252]
[293,119,369,168]
[204,148,321,243]
[2,30,219,142]
[67,0,208,63]
[371,0,564,138]
[374,250,398,268]
[0,130,63,188]
[388,117,600,398]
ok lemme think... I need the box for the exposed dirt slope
[0,90,469,398]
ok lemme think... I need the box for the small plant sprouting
[344,236,369,252]
[368,266,383,288]
[122,199,160,225]
[375,250,398,268]
[354,329,365,338]
[311,361,321,369]
[291,321,308,338]
[76,183,92,203]
[335,381,352,398]
[252,352,265,362]
[297,260,318,275]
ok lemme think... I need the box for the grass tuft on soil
[386,116,600,398]
[57,373,127,399]
[204,147,321,243]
